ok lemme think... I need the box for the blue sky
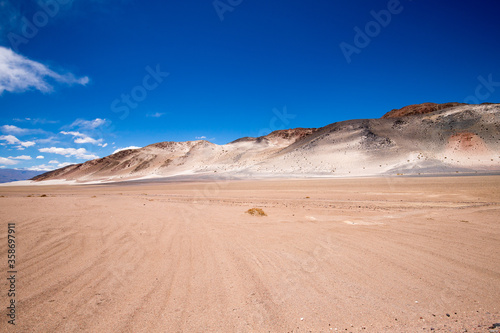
[0,0,499,171]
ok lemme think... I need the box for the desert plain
[1,176,499,332]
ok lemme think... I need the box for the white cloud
[0,134,35,148]
[39,147,98,160]
[195,136,215,141]
[20,140,35,147]
[1,124,27,134]
[101,143,108,148]
[8,155,31,160]
[25,164,54,171]
[36,136,57,144]
[60,131,105,146]
[0,134,20,145]
[13,118,58,125]
[0,157,18,165]
[113,146,141,154]
[0,46,89,94]
[75,137,97,144]
[36,155,44,159]
[147,112,165,118]
[1,124,45,135]
[25,161,73,171]
[49,160,59,164]
[57,162,72,168]
[69,118,106,130]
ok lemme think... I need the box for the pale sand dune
[1,176,499,332]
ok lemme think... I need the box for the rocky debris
[490,323,500,332]
[382,102,465,118]
[263,128,317,141]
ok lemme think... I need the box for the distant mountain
[33,103,500,183]
[0,169,44,183]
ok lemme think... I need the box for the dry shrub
[246,208,267,216]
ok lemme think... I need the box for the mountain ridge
[32,103,500,182]
[0,169,44,183]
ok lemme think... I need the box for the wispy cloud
[8,155,31,160]
[147,112,165,118]
[1,124,45,135]
[0,46,89,94]
[13,117,58,124]
[1,124,27,134]
[39,147,98,160]
[0,134,35,149]
[25,164,54,171]
[57,162,72,168]
[60,131,105,146]
[25,162,73,172]
[36,136,58,144]
[69,118,106,130]
[195,136,215,141]
[0,157,18,165]
[36,155,44,159]
[112,146,141,154]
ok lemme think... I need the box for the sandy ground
[0,176,499,332]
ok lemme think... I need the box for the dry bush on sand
[246,208,267,216]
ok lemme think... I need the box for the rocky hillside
[32,103,500,182]
[381,102,466,118]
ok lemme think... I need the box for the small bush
[40,194,47,197]
[246,208,267,216]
